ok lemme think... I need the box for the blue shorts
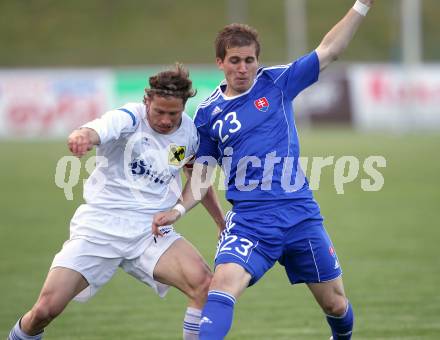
[215,198,342,286]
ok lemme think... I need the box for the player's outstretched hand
[67,128,95,158]
[152,209,181,237]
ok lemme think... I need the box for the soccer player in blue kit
[152,1,374,338]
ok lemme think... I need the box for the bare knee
[187,268,212,305]
[30,294,64,325]
[322,294,347,316]
[309,278,348,316]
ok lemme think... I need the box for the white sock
[8,319,44,340]
[182,307,201,340]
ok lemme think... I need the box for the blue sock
[326,301,354,340]
[8,319,44,340]
[199,290,236,340]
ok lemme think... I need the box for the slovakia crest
[254,97,269,112]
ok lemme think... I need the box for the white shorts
[51,205,181,302]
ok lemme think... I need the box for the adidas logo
[334,259,340,269]
[211,106,222,115]
[200,316,213,325]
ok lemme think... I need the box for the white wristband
[173,203,186,217]
[353,0,370,16]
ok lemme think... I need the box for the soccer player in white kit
[8,64,225,340]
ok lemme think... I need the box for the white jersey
[81,102,198,220]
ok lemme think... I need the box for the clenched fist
[67,128,99,157]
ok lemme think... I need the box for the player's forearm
[316,0,372,70]
[179,162,215,212]
[201,186,225,228]
[178,180,209,213]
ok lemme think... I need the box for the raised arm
[152,161,220,236]
[315,0,373,71]
[68,106,137,157]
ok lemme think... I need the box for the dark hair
[143,63,196,105]
[215,23,260,61]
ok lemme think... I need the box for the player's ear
[216,57,224,70]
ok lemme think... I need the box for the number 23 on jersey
[212,112,242,143]
[216,234,257,262]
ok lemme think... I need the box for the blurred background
[1,0,439,339]
[1,0,440,134]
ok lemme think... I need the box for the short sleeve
[82,105,138,144]
[273,51,320,100]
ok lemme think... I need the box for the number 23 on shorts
[216,234,257,262]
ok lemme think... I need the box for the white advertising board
[0,70,114,138]
[349,65,440,131]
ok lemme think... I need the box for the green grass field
[1,129,439,339]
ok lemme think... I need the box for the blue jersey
[194,51,320,203]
